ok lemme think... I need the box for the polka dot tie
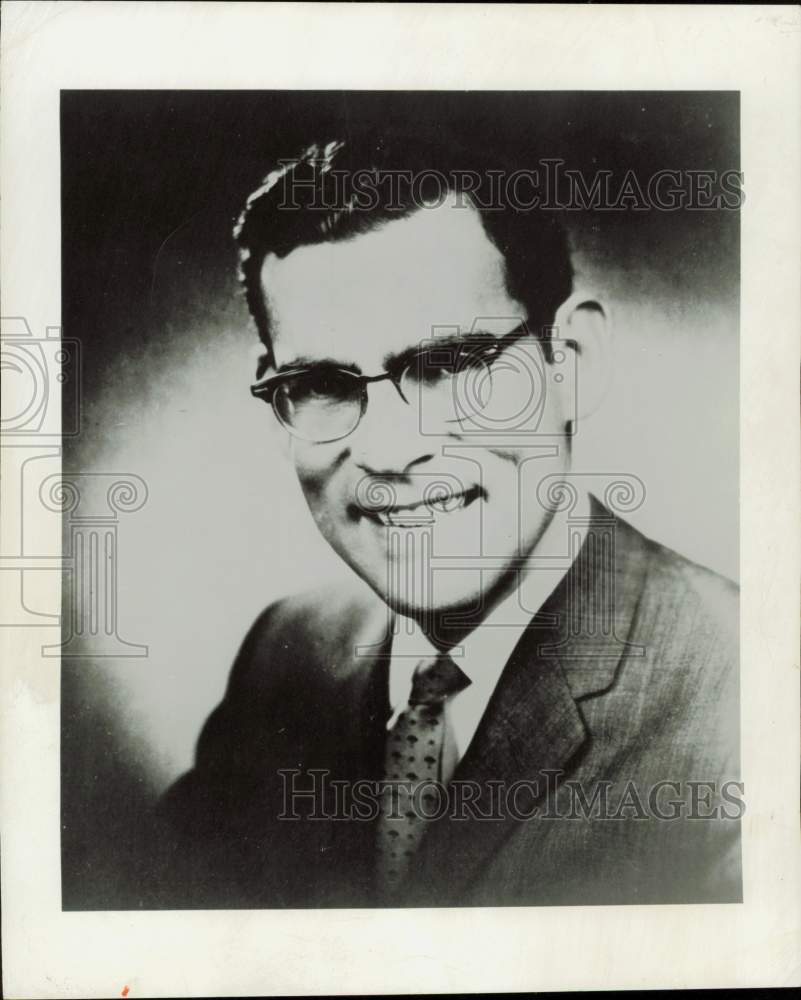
[377,653,470,898]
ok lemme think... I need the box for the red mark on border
[121,988,130,998]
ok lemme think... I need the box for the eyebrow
[382,326,526,373]
[274,326,527,378]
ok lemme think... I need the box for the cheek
[291,442,346,511]
[481,433,569,473]
[479,440,570,522]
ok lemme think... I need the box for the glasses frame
[250,322,533,444]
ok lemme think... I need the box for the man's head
[236,132,573,370]
[235,132,598,632]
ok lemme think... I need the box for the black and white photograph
[1,4,799,996]
[59,89,742,910]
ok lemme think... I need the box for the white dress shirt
[387,490,590,782]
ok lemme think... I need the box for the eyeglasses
[250,323,533,443]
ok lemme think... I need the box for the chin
[371,569,489,623]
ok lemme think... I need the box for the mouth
[354,484,484,528]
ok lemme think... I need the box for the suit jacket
[151,498,741,908]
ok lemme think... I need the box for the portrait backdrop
[59,90,739,907]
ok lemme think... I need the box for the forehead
[260,196,524,370]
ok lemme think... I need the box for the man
[154,133,741,908]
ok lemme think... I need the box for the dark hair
[234,128,572,368]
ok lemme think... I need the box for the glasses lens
[274,370,362,442]
[401,342,494,423]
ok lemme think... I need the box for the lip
[353,484,484,527]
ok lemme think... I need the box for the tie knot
[409,653,470,706]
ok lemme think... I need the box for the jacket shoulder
[615,520,739,772]
[224,579,386,697]
[637,529,738,647]
[158,580,384,812]
[258,580,384,641]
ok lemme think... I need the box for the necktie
[377,653,470,898]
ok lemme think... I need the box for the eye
[410,342,494,386]
[283,369,358,405]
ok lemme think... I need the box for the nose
[349,378,435,477]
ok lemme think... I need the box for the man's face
[260,195,573,621]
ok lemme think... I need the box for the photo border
[1,3,799,995]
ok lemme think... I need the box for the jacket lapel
[402,497,652,905]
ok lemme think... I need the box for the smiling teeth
[373,493,468,526]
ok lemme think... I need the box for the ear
[553,291,612,424]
